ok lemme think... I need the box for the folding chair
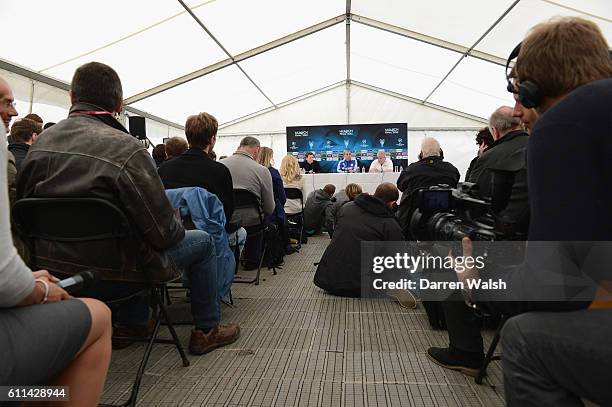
[475,315,507,385]
[284,187,304,250]
[12,197,190,407]
[232,189,268,285]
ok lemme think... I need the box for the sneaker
[426,346,484,377]
[387,289,418,309]
[189,323,241,355]
[112,320,156,349]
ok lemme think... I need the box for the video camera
[409,170,525,242]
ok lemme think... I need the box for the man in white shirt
[369,150,393,173]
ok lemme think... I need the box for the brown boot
[189,323,241,355]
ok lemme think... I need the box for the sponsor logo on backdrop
[289,141,299,150]
[385,127,399,134]
[294,130,308,137]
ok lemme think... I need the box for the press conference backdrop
[286,123,408,173]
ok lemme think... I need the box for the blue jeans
[166,230,220,330]
[118,230,220,330]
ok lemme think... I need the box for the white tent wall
[1,67,183,147]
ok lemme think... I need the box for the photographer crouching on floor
[454,17,612,406]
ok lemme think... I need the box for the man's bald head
[489,106,522,140]
[420,137,441,159]
[0,78,18,131]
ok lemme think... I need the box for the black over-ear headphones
[505,42,544,109]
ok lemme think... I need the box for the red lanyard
[71,110,113,116]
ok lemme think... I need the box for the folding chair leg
[255,238,266,285]
[475,316,506,384]
[98,311,163,407]
[154,289,190,367]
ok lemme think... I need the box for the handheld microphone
[57,270,97,294]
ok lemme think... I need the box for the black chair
[232,189,268,285]
[11,197,190,407]
[475,315,507,385]
[284,187,304,250]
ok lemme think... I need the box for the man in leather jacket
[16,62,239,355]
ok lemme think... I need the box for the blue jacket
[165,187,234,302]
[337,159,357,173]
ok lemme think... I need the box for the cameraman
[426,107,529,376]
[457,17,612,406]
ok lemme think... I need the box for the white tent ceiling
[1,0,610,129]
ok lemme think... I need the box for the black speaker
[128,116,146,140]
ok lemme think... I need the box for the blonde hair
[517,17,612,98]
[345,183,363,201]
[256,146,274,168]
[280,155,301,184]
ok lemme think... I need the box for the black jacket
[314,193,405,297]
[468,130,530,236]
[300,160,321,174]
[7,142,29,171]
[17,102,185,282]
[303,189,333,232]
[158,148,234,222]
[396,156,460,238]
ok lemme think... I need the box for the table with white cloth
[302,172,400,198]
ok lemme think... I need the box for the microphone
[57,270,97,294]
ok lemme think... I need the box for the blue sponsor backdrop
[286,123,408,173]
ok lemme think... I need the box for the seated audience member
[369,150,393,173]
[303,184,335,235]
[164,136,188,160]
[280,155,306,216]
[256,146,294,257]
[43,122,56,130]
[158,112,234,224]
[0,129,112,405]
[396,137,460,238]
[152,143,167,167]
[1,78,18,204]
[336,150,358,173]
[314,182,406,297]
[219,155,228,160]
[300,151,321,173]
[16,62,239,355]
[1,78,17,145]
[464,128,494,181]
[221,137,274,269]
[427,107,529,377]
[8,118,42,171]
[325,183,362,238]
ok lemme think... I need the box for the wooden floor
[101,235,506,406]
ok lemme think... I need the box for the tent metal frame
[1,0,606,127]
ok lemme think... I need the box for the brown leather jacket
[16,102,185,282]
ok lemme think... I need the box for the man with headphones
[454,17,612,406]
